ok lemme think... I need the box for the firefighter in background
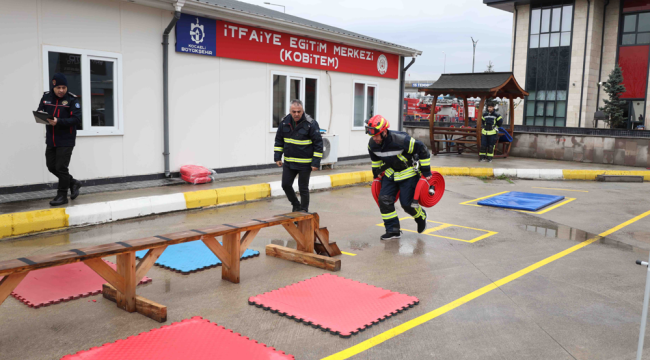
[366,115,432,240]
[479,101,503,163]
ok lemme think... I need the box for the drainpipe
[163,2,184,177]
[511,5,518,71]
[595,0,610,128]
[398,56,416,131]
[578,0,591,128]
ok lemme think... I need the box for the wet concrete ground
[1,177,650,359]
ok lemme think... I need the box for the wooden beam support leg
[240,229,260,257]
[0,272,29,306]
[222,232,241,283]
[297,218,315,253]
[116,252,136,313]
[202,236,231,269]
[281,223,307,249]
[83,258,125,294]
[135,246,167,282]
[103,284,167,323]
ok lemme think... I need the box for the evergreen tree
[601,65,627,128]
[485,61,495,73]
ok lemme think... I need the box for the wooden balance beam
[0,212,340,322]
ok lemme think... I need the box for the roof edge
[133,0,422,57]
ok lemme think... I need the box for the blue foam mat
[135,241,260,274]
[477,192,565,211]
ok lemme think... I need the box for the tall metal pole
[442,51,446,74]
[472,37,479,73]
[637,253,650,360]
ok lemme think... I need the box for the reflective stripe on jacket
[481,111,503,136]
[368,130,432,181]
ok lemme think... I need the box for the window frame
[351,80,378,130]
[619,11,650,46]
[269,71,319,132]
[42,45,124,136]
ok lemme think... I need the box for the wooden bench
[0,212,340,322]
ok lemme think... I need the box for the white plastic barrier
[150,193,187,214]
[493,168,516,178]
[110,197,154,221]
[309,175,332,190]
[516,169,541,179]
[66,202,113,226]
[539,169,564,180]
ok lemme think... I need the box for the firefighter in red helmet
[366,115,433,240]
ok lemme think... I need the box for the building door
[624,100,646,129]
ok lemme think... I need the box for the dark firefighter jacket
[368,130,432,181]
[37,91,82,147]
[481,111,503,136]
[274,113,324,170]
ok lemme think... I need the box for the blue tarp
[135,241,259,274]
[477,192,565,211]
[498,128,513,143]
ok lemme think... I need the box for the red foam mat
[0,261,152,308]
[249,273,419,337]
[61,317,294,360]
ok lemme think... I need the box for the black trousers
[378,176,424,233]
[480,134,497,159]
[282,164,311,211]
[45,146,75,194]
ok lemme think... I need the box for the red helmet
[365,115,390,136]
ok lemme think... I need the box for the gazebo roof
[419,72,528,98]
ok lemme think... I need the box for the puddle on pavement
[349,241,370,251]
[519,224,648,255]
[383,238,426,256]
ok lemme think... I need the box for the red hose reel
[371,172,445,208]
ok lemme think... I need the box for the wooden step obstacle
[0,212,340,322]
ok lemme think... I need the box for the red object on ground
[413,172,445,208]
[249,273,418,338]
[0,261,151,308]
[62,317,294,360]
[180,165,214,184]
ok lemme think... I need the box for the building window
[353,81,377,129]
[529,4,573,49]
[621,12,650,45]
[271,72,318,129]
[525,2,573,127]
[43,46,123,136]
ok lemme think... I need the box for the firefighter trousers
[480,134,497,159]
[378,175,425,233]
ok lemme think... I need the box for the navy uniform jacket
[481,111,502,136]
[274,113,324,170]
[37,91,81,147]
[368,130,432,181]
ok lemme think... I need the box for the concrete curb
[1,167,649,240]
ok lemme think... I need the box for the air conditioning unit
[320,134,339,169]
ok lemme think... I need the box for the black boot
[415,209,428,233]
[292,204,301,212]
[380,230,402,240]
[50,192,68,206]
[70,180,82,200]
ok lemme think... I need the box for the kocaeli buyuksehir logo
[190,18,204,44]
[176,14,215,56]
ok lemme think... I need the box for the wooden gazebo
[419,72,528,158]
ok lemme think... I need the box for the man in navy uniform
[274,100,323,212]
[37,73,82,206]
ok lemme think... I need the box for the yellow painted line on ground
[459,191,510,205]
[341,251,357,256]
[323,209,650,360]
[528,198,576,214]
[376,218,497,243]
[532,187,589,193]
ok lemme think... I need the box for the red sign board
[215,20,399,79]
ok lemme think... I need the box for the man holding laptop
[36,73,82,206]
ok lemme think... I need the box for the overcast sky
[237,0,514,81]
